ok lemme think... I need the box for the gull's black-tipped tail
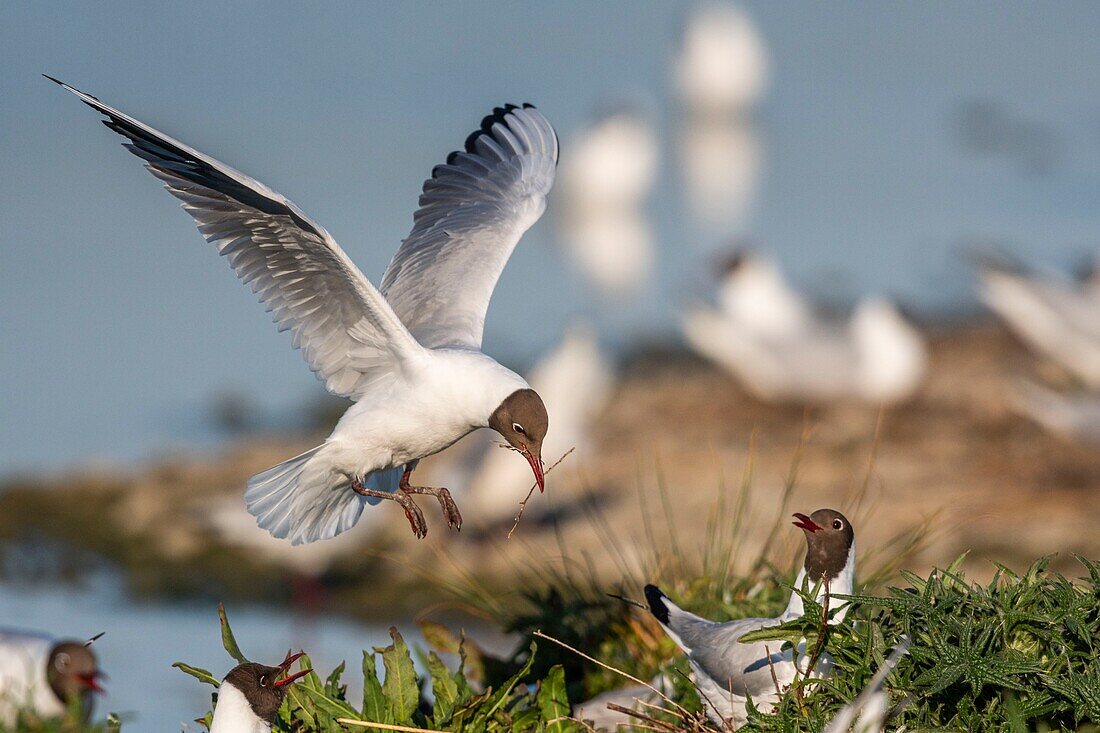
[644,584,670,625]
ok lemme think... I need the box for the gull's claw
[351,478,428,539]
[398,477,461,532]
[395,492,428,539]
[435,488,463,531]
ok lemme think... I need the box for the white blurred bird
[558,109,657,214]
[715,253,812,338]
[0,631,105,726]
[683,255,926,403]
[824,637,909,733]
[464,325,615,523]
[571,675,671,731]
[675,3,769,117]
[1009,379,1100,444]
[557,108,658,296]
[675,4,768,234]
[52,78,558,545]
[979,260,1100,387]
[679,115,763,235]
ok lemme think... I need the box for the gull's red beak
[278,651,305,671]
[275,650,311,687]
[78,670,106,694]
[275,667,312,687]
[524,449,545,493]
[792,513,823,533]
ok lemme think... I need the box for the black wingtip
[43,74,101,104]
[463,103,524,154]
[440,103,553,172]
[643,584,670,625]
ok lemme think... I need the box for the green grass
[0,706,120,733]
[173,605,574,733]
[7,437,1100,731]
[146,551,1100,732]
[730,554,1100,731]
[10,553,1100,732]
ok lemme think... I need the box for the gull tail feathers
[644,584,673,625]
[245,447,401,545]
[644,584,707,653]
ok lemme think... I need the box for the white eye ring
[259,675,268,687]
[512,422,525,435]
[833,519,844,530]
[55,653,71,672]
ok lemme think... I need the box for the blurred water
[3,2,1100,472]
[0,574,408,731]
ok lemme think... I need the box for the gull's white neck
[210,682,269,733]
[420,349,529,429]
[781,540,856,622]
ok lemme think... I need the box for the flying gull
[50,77,559,544]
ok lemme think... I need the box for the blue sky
[3,2,1100,471]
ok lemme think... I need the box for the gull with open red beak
[49,77,558,543]
[210,651,312,733]
[0,630,106,725]
[640,508,856,727]
[792,512,822,532]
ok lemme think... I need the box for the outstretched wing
[381,104,558,350]
[50,77,422,398]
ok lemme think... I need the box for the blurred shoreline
[3,318,1099,620]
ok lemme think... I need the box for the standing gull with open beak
[210,651,312,733]
[0,630,106,726]
[643,509,856,727]
[49,77,557,543]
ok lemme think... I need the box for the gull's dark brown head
[792,508,855,581]
[222,652,311,725]
[47,641,104,707]
[489,388,549,492]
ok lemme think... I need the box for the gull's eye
[259,675,268,687]
[55,653,71,672]
[832,519,844,530]
[512,422,526,435]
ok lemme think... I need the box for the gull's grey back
[671,614,796,698]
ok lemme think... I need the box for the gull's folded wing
[381,104,558,350]
[49,76,422,398]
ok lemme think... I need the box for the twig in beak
[607,592,648,611]
[507,446,575,539]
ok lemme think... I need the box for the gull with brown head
[49,77,559,543]
[0,630,106,726]
[643,509,856,727]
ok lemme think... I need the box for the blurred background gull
[556,106,659,298]
[978,256,1100,388]
[674,3,767,240]
[978,254,1100,442]
[682,252,927,403]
